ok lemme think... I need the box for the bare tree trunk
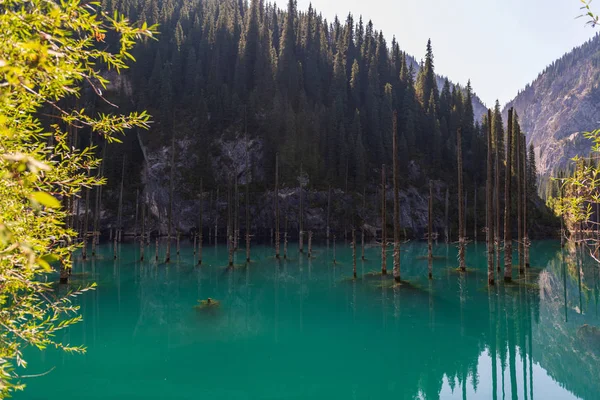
[457,128,466,272]
[504,108,514,282]
[92,142,106,257]
[381,164,387,275]
[487,109,495,285]
[523,135,530,268]
[176,231,180,256]
[474,186,477,243]
[308,231,313,258]
[333,234,337,265]
[445,187,449,243]
[345,161,349,242]
[352,229,357,279]
[245,177,251,263]
[284,216,288,260]
[117,156,125,243]
[517,125,524,275]
[234,175,239,251]
[215,188,219,244]
[275,153,280,258]
[361,188,366,261]
[166,132,175,263]
[198,179,203,265]
[134,188,139,240]
[82,183,91,261]
[155,236,159,261]
[428,180,433,279]
[299,163,304,254]
[392,111,401,283]
[228,182,234,267]
[113,235,117,260]
[327,185,331,243]
[495,119,502,273]
[140,203,145,261]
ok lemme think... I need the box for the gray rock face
[504,34,600,178]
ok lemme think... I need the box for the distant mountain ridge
[504,33,600,178]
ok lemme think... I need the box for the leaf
[31,192,61,209]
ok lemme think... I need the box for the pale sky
[297,0,598,107]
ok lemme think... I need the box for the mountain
[504,33,600,181]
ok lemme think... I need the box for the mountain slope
[504,33,600,178]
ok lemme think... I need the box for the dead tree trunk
[428,180,433,279]
[457,128,466,272]
[308,231,313,258]
[166,132,175,263]
[352,229,357,279]
[275,153,280,258]
[284,216,288,260]
[245,178,251,263]
[361,188,366,261]
[140,203,145,261]
[392,111,401,283]
[198,179,203,265]
[82,183,91,261]
[299,163,304,254]
[327,185,331,243]
[445,187,450,243]
[495,116,502,273]
[117,156,125,243]
[487,109,495,285]
[234,175,239,251]
[381,164,387,275]
[92,142,106,257]
[228,182,234,267]
[134,188,139,240]
[473,186,477,243]
[333,234,337,265]
[517,120,524,275]
[504,108,514,282]
[214,188,219,244]
[521,134,528,268]
[155,236,159,261]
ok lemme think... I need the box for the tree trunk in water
[428,180,433,279]
[299,163,304,254]
[352,229,357,279]
[523,135,530,268]
[326,185,331,243]
[155,237,159,261]
[284,216,288,260]
[517,124,524,275]
[275,153,280,258]
[234,176,239,251]
[117,156,125,243]
[474,186,477,243]
[495,118,502,273]
[381,164,387,275]
[134,189,139,240]
[445,187,449,243]
[392,111,401,283]
[214,188,219,244]
[198,179,203,265]
[82,184,90,261]
[245,178,251,263]
[308,231,313,258]
[333,234,337,265]
[361,188,366,260]
[457,128,466,272]
[344,161,349,242]
[486,109,495,285]
[176,231,180,256]
[113,235,117,260]
[166,132,175,263]
[92,142,106,257]
[504,108,514,282]
[140,203,145,261]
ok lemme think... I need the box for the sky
[296,0,598,107]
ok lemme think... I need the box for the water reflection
[18,241,600,400]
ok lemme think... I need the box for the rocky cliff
[504,33,600,178]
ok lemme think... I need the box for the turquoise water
[16,240,600,400]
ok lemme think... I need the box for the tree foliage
[0,0,156,394]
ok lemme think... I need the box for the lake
[17,239,600,399]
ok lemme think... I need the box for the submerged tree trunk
[392,111,401,283]
[308,231,313,258]
[134,189,139,240]
[92,142,106,257]
[381,164,387,275]
[474,186,477,243]
[299,163,304,254]
[82,183,91,261]
[198,179,203,265]
[166,132,175,263]
[155,236,159,261]
[495,120,502,274]
[445,187,450,243]
[504,108,514,282]
[352,229,357,279]
[140,203,145,261]
[333,234,337,265]
[327,185,331,243]
[275,153,280,258]
[214,188,219,244]
[245,179,251,263]
[284,216,288,260]
[361,188,366,261]
[428,181,433,279]
[523,135,530,268]
[517,123,524,275]
[117,156,125,243]
[234,175,239,251]
[487,109,495,285]
[457,128,466,272]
